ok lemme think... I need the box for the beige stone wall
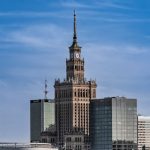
[55,81,96,144]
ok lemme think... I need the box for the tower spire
[73,10,77,43]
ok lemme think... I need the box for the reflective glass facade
[43,102,55,131]
[30,99,55,142]
[90,97,137,150]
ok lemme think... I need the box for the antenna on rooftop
[44,79,48,99]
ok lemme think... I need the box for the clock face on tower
[75,53,79,58]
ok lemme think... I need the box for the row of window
[66,145,82,150]
[56,103,89,108]
[55,89,96,98]
[67,65,84,71]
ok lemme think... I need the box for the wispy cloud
[0,24,70,50]
[60,0,91,8]
[84,43,148,57]
[60,0,132,10]
[102,18,150,23]
[0,11,71,19]
[0,11,53,17]
[94,1,133,10]
[83,43,150,99]
[79,11,150,23]
[0,9,149,25]
[56,1,149,24]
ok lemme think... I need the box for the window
[66,137,71,142]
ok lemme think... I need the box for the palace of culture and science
[54,11,97,145]
[30,11,138,150]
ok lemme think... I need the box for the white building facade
[138,116,150,150]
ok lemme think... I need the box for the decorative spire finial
[44,79,48,99]
[73,10,77,43]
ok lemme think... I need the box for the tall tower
[54,11,97,146]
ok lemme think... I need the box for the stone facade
[54,12,97,147]
[64,131,87,150]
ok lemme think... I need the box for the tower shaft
[54,11,97,147]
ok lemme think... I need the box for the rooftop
[0,143,58,149]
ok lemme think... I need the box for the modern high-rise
[54,11,97,146]
[30,99,55,142]
[90,97,137,150]
[138,116,150,150]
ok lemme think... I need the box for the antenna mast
[44,79,48,99]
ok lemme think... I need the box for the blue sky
[0,0,150,142]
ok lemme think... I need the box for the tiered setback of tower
[54,11,97,145]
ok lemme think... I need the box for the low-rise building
[138,116,150,150]
[0,143,58,150]
[64,131,88,150]
[41,130,57,146]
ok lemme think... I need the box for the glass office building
[90,97,137,150]
[30,99,55,142]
